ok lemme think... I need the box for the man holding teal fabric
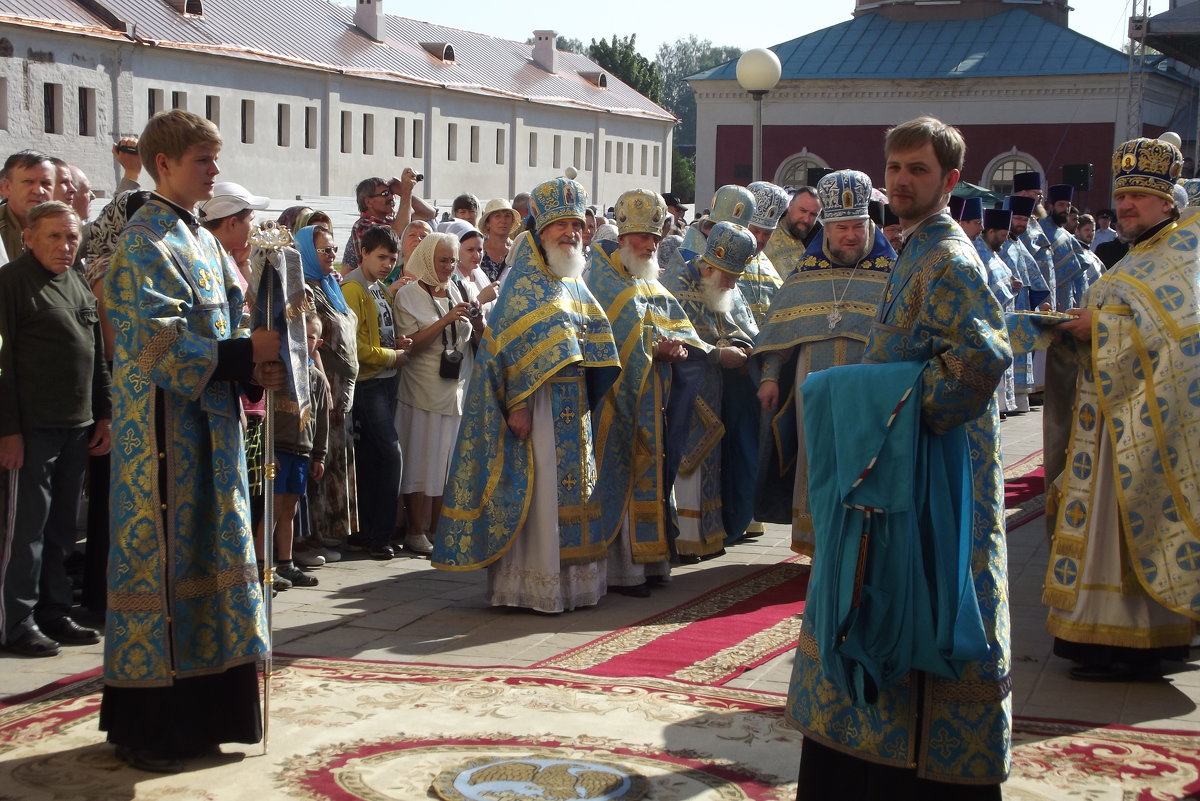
[587,189,708,595]
[433,178,620,613]
[788,117,1012,799]
[1044,137,1200,682]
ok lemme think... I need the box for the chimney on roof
[355,0,385,42]
[532,30,558,73]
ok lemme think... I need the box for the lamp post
[736,48,782,182]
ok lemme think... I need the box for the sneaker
[276,563,319,587]
[403,533,434,556]
[294,550,326,568]
[319,548,342,563]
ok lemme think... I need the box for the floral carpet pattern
[3,657,1200,799]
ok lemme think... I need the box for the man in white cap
[586,188,709,596]
[433,178,620,614]
[1045,136,1200,683]
[752,169,894,553]
[198,181,270,285]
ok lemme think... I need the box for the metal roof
[690,8,1137,82]
[0,0,674,122]
[1145,2,1200,69]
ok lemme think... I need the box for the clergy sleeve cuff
[212,338,256,383]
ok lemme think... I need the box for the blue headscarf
[297,225,350,314]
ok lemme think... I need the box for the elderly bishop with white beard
[433,178,621,614]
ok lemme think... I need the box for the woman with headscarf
[455,227,499,320]
[297,224,360,556]
[391,232,483,555]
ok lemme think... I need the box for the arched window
[982,148,1044,197]
[774,148,830,189]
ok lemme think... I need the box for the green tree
[587,34,663,104]
[656,36,742,148]
[526,35,587,55]
[671,146,695,203]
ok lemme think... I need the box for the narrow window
[304,106,317,149]
[496,128,505,165]
[529,131,537,168]
[413,118,424,158]
[394,117,406,157]
[78,87,96,137]
[171,90,187,110]
[43,83,63,134]
[469,125,479,163]
[340,110,352,153]
[241,99,255,144]
[205,95,220,125]
[447,122,458,161]
[148,88,164,118]
[277,103,291,147]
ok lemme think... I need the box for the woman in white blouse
[392,233,483,554]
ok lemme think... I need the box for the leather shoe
[2,629,60,657]
[610,583,650,598]
[116,745,184,773]
[370,544,396,560]
[41,617,101,645]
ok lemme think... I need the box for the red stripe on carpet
[592,571,808,681]
[1006,466,1045,508]
[534,561,808,684]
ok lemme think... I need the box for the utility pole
[1127,0,1150,140]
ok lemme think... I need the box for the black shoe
[370,544,396,560]
[116,745,184,773]
[645,575,669,587]
[609,583,650,597]
[675,554,702,565]
[1,629,61,657]
[700,548,727,561]
[1069,661,1163,683]
[40,617,101,645]
[275,563,318,588]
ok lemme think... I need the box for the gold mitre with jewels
[614,189,668,237]
[1113,138,1183,201]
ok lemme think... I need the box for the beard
[619,243,658,280]
[782,218,809,241]
[1052,210,1069,227]
[700,269,734,314]
[545,242,586,278]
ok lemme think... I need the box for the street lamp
[736,48,782,182]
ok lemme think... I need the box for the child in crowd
[270,312,330,588]
[340,226,411,559]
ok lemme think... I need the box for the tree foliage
[655,36,743,147]
[523,35,586,54]
[671,146,696,203]
[587,34,663,105]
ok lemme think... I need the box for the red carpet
[534,560,808,685]
[1005,450,1046,530]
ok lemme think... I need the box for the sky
[376,0,1146,60]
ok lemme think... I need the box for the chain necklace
[827,261,862,330]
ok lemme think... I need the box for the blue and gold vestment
[586,241,708,562]
[660,255,758,554]
[433,233,620,571]
[787,213,1013,784]
[103,197,268,687]
[752,224,893,550]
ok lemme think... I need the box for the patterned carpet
[3,657,1200,800]
[1005,449,1047,531]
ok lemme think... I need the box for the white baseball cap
[198,182,269,220]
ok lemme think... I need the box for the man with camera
[342,168,436,272]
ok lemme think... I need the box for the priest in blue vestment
[752,169,894,554]
[433,178,620,613]
[586,189,709,595]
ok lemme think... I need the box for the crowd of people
[0,106,1198,799]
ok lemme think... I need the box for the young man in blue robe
[100,110,285,773]
[788,117,1012,799]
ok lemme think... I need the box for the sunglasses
[369,189,393,199]
[317,246,339,255]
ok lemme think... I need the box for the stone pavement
[3,407,1199,750]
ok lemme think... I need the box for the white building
[0,0,675,209]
